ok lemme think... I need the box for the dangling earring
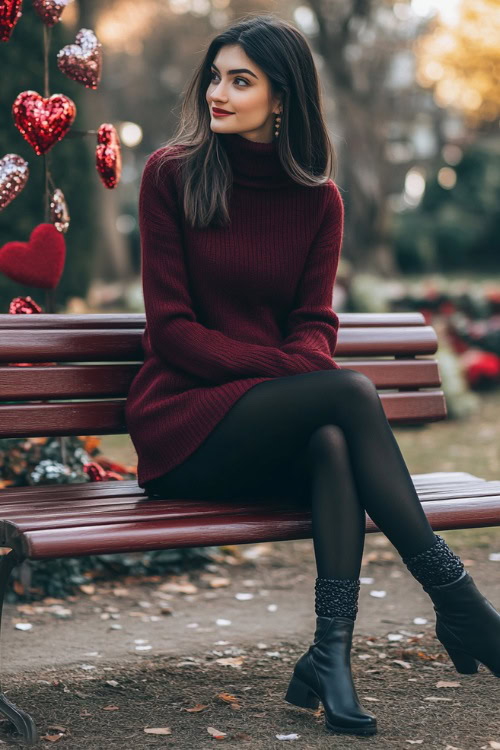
[274,109,282,139]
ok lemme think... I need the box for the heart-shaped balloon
[0,154,29,211]
[96,123,122,189]
[57,28,102,89]
[0,0,23,41]
[0,223,66,289]
[32,0,70,27]
[12,90,76,156]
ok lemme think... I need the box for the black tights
[144,369,437,580]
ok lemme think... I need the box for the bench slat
[3,483,500,527]
[0,471,481,503]
[1,475,499,514]
[0,391,446,437]
[7,495,500,560]
[2,474,500,542]
[0,326,438,363]
[4,486,500,535]
[1,474,495,523]
[0,359,443,400]
[0,312,428,330]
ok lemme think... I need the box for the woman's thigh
[145,368,374,501]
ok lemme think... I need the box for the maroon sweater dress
[125,132,345,488]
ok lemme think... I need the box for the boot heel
[285,675,320,710]
[444,645,479,674]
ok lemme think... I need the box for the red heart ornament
[0,223,66,289]
[12,90,76,156]
[32,0,69,27]
[0,0,23,41]
[57,28,102,89]
[96,123,122,189]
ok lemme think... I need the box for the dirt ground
[1,528,500,749]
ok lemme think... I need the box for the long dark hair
[154,12,338,229]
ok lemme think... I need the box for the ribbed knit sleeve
[280,181,344,369]
[140,153,338,383]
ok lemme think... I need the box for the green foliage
[0,4,96,311]
[393,141,500,272]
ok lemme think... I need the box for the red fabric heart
[0,223,66,289]
[0,0,23,41]
[96,123,122,189]
[12,90,76,156]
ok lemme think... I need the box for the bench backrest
[0,312,446,439]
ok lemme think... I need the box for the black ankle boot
[403,534,500,677]
[424,571,500,677]
[285,616,377,736]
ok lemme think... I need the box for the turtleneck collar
[220,132,295,190]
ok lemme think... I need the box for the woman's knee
[335,369,381,411]
[306,424,349,466]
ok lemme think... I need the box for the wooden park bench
[1,310,500,745]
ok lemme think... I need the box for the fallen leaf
[209,577,231,588]
[112,588,129,597]
[144,727,172,735]
[182,704,209,713]
[436,680,461,688]
[42,735,63,743]
[102,705,119,711]
[158,581,198,594]
[207,726,227,739]
[79,584,96,595]
[393,660,411,669]
[488,743,500,750]
[217,692,240,704]
[214,656,244,668]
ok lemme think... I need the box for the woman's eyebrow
[211,63,258,79]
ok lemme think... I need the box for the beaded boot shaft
[402,534,464,589]
[315,577,360,619]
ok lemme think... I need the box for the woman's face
[206,44,281,144]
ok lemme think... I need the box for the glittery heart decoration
[50,187,70,233]
[32,0,70,27]
[12,90,76,156]
[0,222,66,288]
[0,0,23,41]
[0,154,29,211]
[8,296,47,368]
[96,123,122,189]
[9,295,42,314]
[57,28,102,89]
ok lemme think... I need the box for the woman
[125,13,500,738]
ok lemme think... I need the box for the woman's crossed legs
[145,368,436,578]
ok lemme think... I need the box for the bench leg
[0,550,39,746]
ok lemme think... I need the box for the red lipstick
[212,107,234,117]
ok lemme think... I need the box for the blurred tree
[415,0,499,128]
[392,139,500,272]
[0,2,95,311]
